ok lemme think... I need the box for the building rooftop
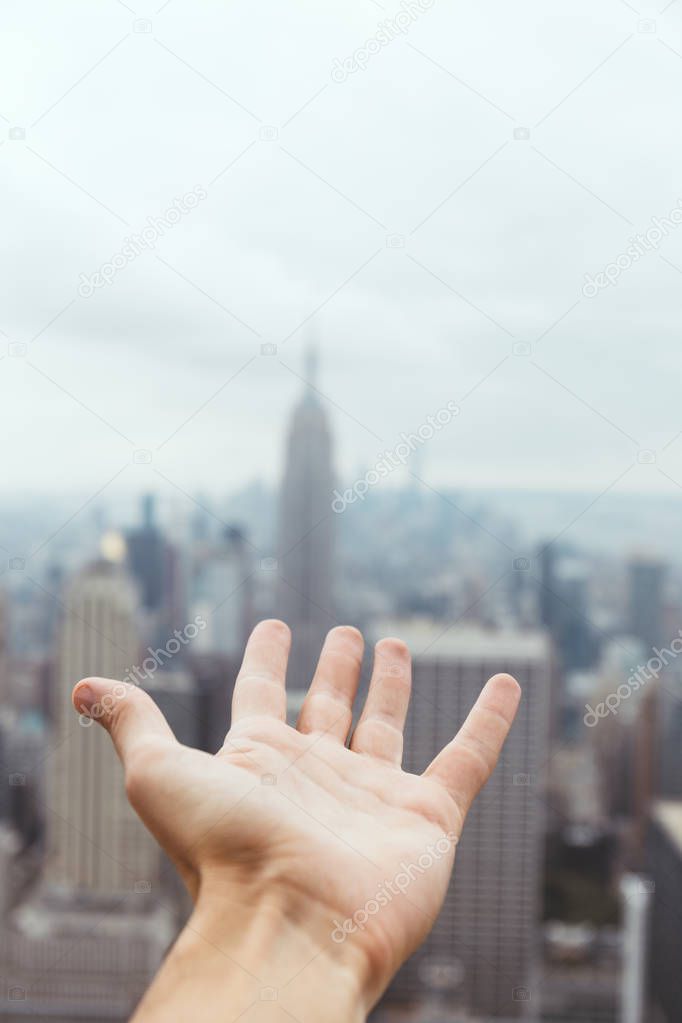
[652,800,682,854]
[371,620,551,663]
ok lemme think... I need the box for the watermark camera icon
[260,557,278,571]
[8,987,26,1002]
[8,341,27,357]
[513,126,530,141]
[8,127,25,141]
[513,341,531,356]
[513,557,530,571]
[260,988,278,1001]
[637,19,656,34]
[133,18,152,33]
[513,986,531,1001]
[134,880,152,893]
[386,234,405,249]
[261,773,277,786]
[133,449,152,464]
[261,342,277,356]
[9,773,26,787]
[9,557,25,571]
[637,449,656,464]
[513,773,535,786]
[259,126,279,142]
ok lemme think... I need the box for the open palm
[73,619,520,1004]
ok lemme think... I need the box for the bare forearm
[132,887,368,1023]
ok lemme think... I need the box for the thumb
[72,677,175,768]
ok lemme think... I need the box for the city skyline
[0,353,676,1020]
[3,2,682,1019]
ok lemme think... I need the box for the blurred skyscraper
[646,801,682,1022]
[0,558,173,1021]
[626,556,682,801]
[126,495,184,648]
[126,495,166,614]
[190,525,252,659]
[373,623,551,1020]
[619,874,650,1023]
[190,653,240,753]
[537,543,558,632]
[536,545,596,677]
[276,345,336,686]
[47,560,157,894]
[628,556,665,654]
[187,524,252,751]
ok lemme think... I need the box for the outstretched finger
[297,626,364,742]
[423,673,521,818]
[230,619,291,725]
[350,637,411,765]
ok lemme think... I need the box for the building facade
[46,560,158,896]
[0,559,173,1021]
[374,623,552,1020]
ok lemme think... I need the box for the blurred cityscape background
[0,350,679,1021]
[4,1,682,1020]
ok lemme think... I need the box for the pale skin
[71,619,521,1022]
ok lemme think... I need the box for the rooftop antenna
[304,334,319,400]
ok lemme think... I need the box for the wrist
[134,875,370,1022]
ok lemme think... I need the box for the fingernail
[75,685,95,715]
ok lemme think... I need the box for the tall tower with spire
[304,342,318,391]
[276,342,336,687]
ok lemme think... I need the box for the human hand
[72,620,520,1022]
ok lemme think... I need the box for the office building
[0,559,173,1021]
[628,557,665,655]
[46,560,157,895]
[190,525,252,659]
[374,622,552,1020]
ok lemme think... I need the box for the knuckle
[458,734,496,777]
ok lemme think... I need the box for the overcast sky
[2,0,682,513]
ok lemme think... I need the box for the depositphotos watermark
[77,186,208,297]
[332,400,460,513]
[331,832,457,943]
[584,631,682,726]
[582,198,682,298]
[331,0,435,81]
[78,615,206,726]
